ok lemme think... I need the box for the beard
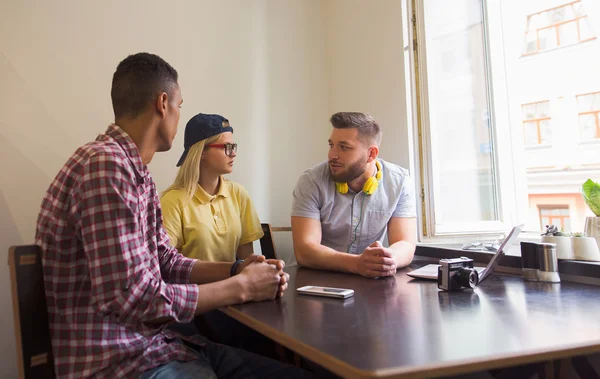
[329,158,368,183]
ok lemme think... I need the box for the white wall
[325,0,413,171]
[0,1,412,377]
[0,1,335,377]
[500,0,600,174]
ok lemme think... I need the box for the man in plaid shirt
[36,53,312,379]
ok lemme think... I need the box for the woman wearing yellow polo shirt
[161,113,264,262]
[161,113,278,358]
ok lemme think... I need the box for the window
[539,206,571,231]
[411,0,521,236]
[522,101,552,146]
[409,0,600,239]
[418,0,496,234]
[577,91,600,140]
[522,0,596,56]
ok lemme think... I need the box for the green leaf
[582,179,600,216]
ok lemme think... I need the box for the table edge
[222,305,600,378]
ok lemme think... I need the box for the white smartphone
[296,285,354,299]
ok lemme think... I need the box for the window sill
[520,37,597,59]
[415,244,600,283]
[415,244,522,266]
[577,139,600,146]
[525,144,552,150]
[419,230,542,250]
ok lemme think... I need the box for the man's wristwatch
[230,259,244,277]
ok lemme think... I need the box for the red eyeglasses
[206,143,237,156]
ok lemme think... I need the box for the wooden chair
[259,224,302,364]
[8,245,55,379]
[259,223,292,260]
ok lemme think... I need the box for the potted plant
[582,178,600,249]
[571,232,600,261]
[541,224,574,260]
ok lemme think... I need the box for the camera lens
[456,267,479,289]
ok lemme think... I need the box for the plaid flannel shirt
[36,124,201,378]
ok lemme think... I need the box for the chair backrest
[8,245,55,379]
[259,224,292,260]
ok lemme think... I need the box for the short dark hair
[111,52,179,119]
[330,112,382,146]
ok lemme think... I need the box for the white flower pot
[572,237,600,261]
[540,235,574,260]
[584,217,600,250]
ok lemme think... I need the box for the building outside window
[539,205,571,230]
[522,0,596,55]
[577,91,600,140]
[522,100,552,146]
[408,0,600,239]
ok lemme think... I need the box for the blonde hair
[163,133,222,202]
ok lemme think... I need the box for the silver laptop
[406,225,523,282]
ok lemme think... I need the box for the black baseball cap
[176,113,234,166]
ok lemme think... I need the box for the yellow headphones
[335,160,382,195]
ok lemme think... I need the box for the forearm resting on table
[189,260,233,284]
[293,216,360,273]
[389,240,416,268]
[295,242,358,273]
[148,277,245,324]
[194,276,246,314]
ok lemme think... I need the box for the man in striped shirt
[36,52,310,379]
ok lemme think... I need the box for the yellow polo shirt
[160,178,264,262]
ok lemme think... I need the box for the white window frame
[407,0,529,241]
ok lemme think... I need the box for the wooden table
[222,259,600,378]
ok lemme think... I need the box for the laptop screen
[479,225,523,282]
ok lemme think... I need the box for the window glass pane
[580,114,597,139]
[558,21,579,46]
[418,0,600,236]
[547,7,567,24]
[537,101,550,117]
[539,119,552,144]
[522,104,536,119]
[523,32,538,54]
[538,10,550,28]
[592,93,600,110]
[579,17,594,40]
[527,14,539,31]
[539,208,569,229]
[554,217,565,229]
[577,94,593,112]
[423,0,496,223]
[538,27,558,50]
[573,2,585,17]
[524,121,539,145]
[562,4,575,21]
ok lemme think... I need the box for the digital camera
[437,257,479,291]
